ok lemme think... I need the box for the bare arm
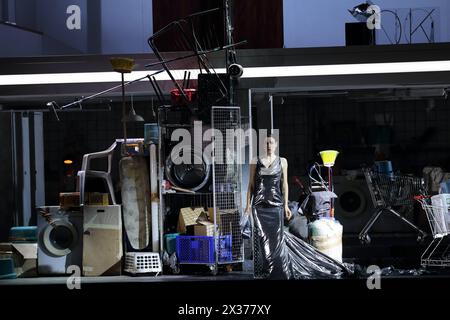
[245,163,256,214]
[281,158,292,219]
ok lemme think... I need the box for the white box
[83,205,122,276]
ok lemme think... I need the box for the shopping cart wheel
[209,265,218,276]
[173,264,181,274]
[359,234,371,245]
[417,233,426,243]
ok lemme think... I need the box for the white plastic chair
[77,141,117,205]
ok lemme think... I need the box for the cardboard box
[87,192,109,205]
[207,208,236,227]
[194,221,215,236]
[207,208,219,226]
[82,205,122,276]
[59,192,80,209]
[0,243,37,278]
[177,207,204,234]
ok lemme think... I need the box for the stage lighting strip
[1,60,450,86]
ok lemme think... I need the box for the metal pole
[224,0,235,105]
[121,72,127,152]
[58,70,164,111]
[269,95,274,131]
[409,8,412,44]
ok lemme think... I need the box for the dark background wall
[0,113,14,241]
[43,101,157,205]
[272,96,450,198]
[152,0,283,50]
[40,94,450,205]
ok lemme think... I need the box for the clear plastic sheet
[284,231,350,279]
[252,205,351,280]
[240,213,251,240]
[253,206,291,279]
[379,266,428,277]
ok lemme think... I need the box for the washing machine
[37,206,83,275]
[333,176,373,234]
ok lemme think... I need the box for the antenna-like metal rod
[55,69,165,111]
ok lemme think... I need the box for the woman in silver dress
[245,136,349,279]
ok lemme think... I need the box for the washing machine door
[334,177,376,234]
[336,186,367,219]
[166,146,211,191]
[41,219,79,257]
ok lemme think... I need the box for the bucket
[319,150,339,167]
[0,258,16,280]
[308,218,343,262]
[144,123,159,144]
[374,160,393,176]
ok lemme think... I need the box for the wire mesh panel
[420,203,449,237]
[211,106,244,264]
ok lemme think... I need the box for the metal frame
[359,167,427,244]
[158,106,236,275]
[416,196,450,268]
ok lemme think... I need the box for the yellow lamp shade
[319,150,339,167]
[110,57,135,73]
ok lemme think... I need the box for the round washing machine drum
[336,186,367,218]
[41,219,79,257]
[166,146,211,191]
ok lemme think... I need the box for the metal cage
[211,106,244,267]
[158,106,243,274]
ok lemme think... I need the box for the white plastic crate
[124,252,162,275]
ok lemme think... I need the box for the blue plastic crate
[176,235,232,264]
[217,236,233,262]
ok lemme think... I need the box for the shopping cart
[359,167,427,244]
[415,195,450,267]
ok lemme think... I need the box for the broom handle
[328,167,334,218]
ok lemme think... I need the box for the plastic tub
[0,258,17,280]
[164,233,180,255]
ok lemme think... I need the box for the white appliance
[333,176,372,234]
[82,205,123,276]
[37,206,83,275]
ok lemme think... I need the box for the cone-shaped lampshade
[123,105,144,122]
[319,150,339,167]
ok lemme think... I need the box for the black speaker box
[345,22,375,46]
